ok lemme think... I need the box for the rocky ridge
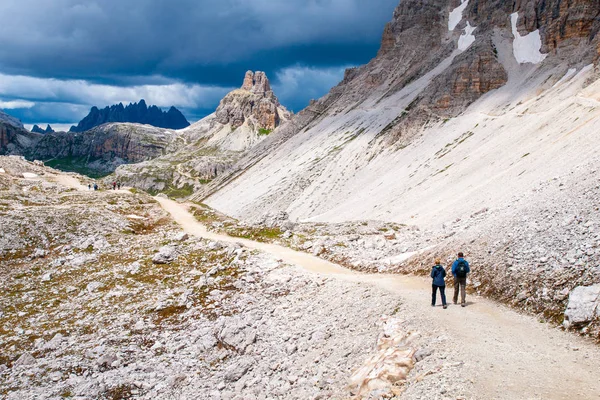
[69,100,190,132]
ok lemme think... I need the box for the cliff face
[29,123,176,176]
[0,122,41,156]
[70,100,190,132]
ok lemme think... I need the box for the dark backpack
[456,259,468,278]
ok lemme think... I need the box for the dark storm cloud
[0,0,398,125]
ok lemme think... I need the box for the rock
[86,281,104,293]
[564,284,600,328]
[32,249,48,259]
[41,273,52,282]
[224,358,254,382]
[208,242,222,251]
[174,232,189,242]
[13,352,35,367]
[97,354,118,369]
[44,333,65,350]
[153,246,177,264]
[126,261,141,274]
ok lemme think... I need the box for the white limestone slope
[207,47,600,230]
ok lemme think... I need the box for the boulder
[152,246,177,264]
[224,358,254,382]
[563,284,600,328]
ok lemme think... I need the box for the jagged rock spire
[241,71,272,94]
[215,71,290,131]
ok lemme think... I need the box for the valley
[1,0,600,398]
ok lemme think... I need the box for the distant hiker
[112,181,117,190]
[452,252,471,307]
[88,183,91,190]
[93,183,98,191]
[431,259,447,309]
[117,182,121,190]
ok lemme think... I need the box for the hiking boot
[431,304,435,307]
[461,304,466,307]
[443,305,447,309]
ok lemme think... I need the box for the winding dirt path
[156,196,600,400]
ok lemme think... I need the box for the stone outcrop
[215,71,290,130]
[70,100,190,132]
[564,285,600,329]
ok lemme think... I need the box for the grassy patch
[42,156,111,179]
[258,128,273,136]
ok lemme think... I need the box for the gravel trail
[157,196,600,400]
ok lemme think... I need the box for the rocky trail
[156,196,600,400]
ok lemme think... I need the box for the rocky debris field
[0,157,476,399]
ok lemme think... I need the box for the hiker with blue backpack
[431,259,448,309]
[452,252,470,307]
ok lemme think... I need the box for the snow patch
[449,0,469,31]
[458,22,476,51]
[22,173,38,179]
[0,168,5,174]
[511,12,547,64]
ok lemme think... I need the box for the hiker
[93,183,98,191]
[88,183,91,190]
[112,181,117,190]
[117,182,121,190]
[431,259,447,309]
[452,252,471,307]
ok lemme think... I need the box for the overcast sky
[0,0,398,129]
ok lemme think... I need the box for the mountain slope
[201,0,600,227]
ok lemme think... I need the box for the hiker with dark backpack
[452,252,470,307]
[430,259,448,309]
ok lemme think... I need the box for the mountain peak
[216,71,289,131]
[241,70,272,94]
